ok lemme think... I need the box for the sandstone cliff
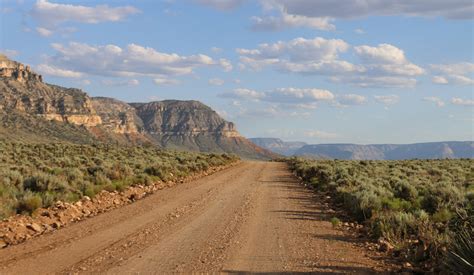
[0,56,275,159]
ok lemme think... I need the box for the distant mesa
[0,56,275,159]
[252,138,474,160]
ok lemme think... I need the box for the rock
[0,239,7,248]
[26,223,42,233]
[83,196,91,201]
[51,222,61,229]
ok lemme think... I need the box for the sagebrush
[287,157,473,269]
[0,141,238,219]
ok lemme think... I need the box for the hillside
[0,55,274,159]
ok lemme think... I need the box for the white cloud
[43,42,223,78]
[219,58,233,72]
[373,95,400,105]
[238,38,423,88]
[423,96,445,107]
[209,78,225,86]
[265,87,334,104]
[101,79,140,86]
[431,62,474,75]
[31,0,140,28]
[331,76,417,88]
[432,75,449,84]
[195,0,244,10]
[36,27,53,37]
[153,77,180,85]
[219,88,264,100]
[36,64,83,78]
[211,47,223,53]
[260,0,473,20]
[451,97,474,106]
[219,87,334,108]
[354,28,365,34]
[336,94,367,107]
[251,11,334,31]
[237,37,354,74]
[430,62,474,85]
[354,44,424,76]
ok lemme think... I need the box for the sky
[0,0,473,144]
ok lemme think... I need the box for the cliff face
[91,97,143,134]
[131,100,241,138]
[0,56,274,159]
[0,55,102,128]
[129,100,276,159]
[0,54,42,83]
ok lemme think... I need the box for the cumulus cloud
[374,95,400,105]
[237,37,356,74]
[101,79,140,86]
[335,94,367,107]
[261,0,473,20]
[451,97,474,106]
[36,64,83,78]
[430,63,474,85]
[238,38,423,88]
[423,96,445,107]
[219,58,233,72]
[219,88,264,100]
[251,11,334,31]
[40,42,226,79]
[153,77,180,85]
[209,78,225,86]
[220,87,334,112]
[32,0,139,26]
[36,27,53,37]
[264,88,334,104]
[195,0,244,10]
[330,75,417,88]
[432,76,449,84]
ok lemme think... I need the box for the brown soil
[0,162,397,273]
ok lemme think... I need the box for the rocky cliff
[0,56,274,159]
[130,100,275,158]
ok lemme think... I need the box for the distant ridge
[0,56,276,159]
[252,138,474,160]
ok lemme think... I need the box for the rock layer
[0,56,275,159]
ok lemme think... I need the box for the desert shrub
[17,191,42,214]
[287,157,473,267]
[0,141,239,219]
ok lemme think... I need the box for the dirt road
[0,162,391,273]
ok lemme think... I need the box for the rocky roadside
[298,181,414,273]
[0,161,240,249]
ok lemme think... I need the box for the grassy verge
[287,157,473,271]
[0,141,238,219]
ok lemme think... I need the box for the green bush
[287,157,473,267]
[0,141,239,219]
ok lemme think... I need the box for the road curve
[0,161,390,273]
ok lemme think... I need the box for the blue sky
[0,0,473,144]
